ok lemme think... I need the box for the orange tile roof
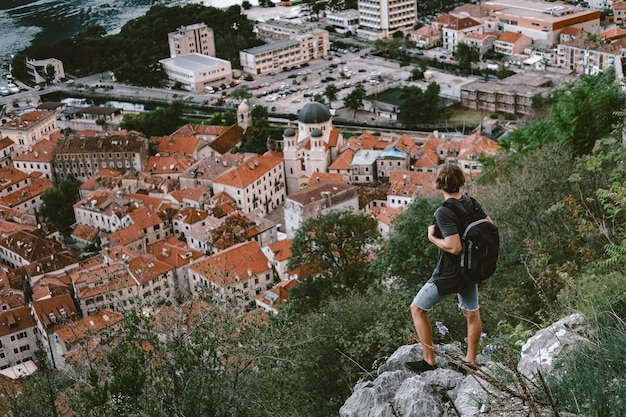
[0,306,34,337]
[127,254,172,284]
[388,170,438,197]
[255,278,297,309]
[79,169,122,191]
[12,139,56,162]
[0,176,53,207]
[189,240,270,286]
[31,293,80,329]
[71,224,100,242]
[213,151,283,188]
[146,153,196,175]
[328,148,354,170]
[307,172,344,186]
[0,110,54,129]
[497,31,523,44]
[266,239,292,262]
[288,180,354,205]
[55,309,124,344]
[147,237,204,268]
[157,135,202,155]
[109,223,144,246]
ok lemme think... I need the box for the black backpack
[443,197,499,284]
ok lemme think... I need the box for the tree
[502,69,622,155]
[238,105,270,154]
[344,85,366,117]
[40,176,80,231]
[119,101,185,137]
[455,43,479,74]
[324,83,340,108]
[370,197,441,289]
[287,210,379,311]
[230,85,252,101]
[44,64,56,85]
[397,82,441,127]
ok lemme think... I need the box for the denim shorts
[413,281,479,311]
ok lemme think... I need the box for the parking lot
[205,51,412,114]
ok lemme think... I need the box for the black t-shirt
[428,194,486,294]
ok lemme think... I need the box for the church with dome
[282,102,344,194]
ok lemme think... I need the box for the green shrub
[546,315,626,416]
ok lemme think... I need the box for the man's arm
[428,224,462,255]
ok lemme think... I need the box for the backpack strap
[442,200,468,235]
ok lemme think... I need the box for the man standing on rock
[405,163,493,373]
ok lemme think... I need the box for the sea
[0,0,259,74]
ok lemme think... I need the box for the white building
[325,9,360,35]
[0,110,57,154]
[159,53,232,93]
[240,28,329,75]
[357,0,418,40]
[284,180,359,239]
[212,151,286,216]
[168,23,216,58]
[283,102,344,194]
[25,58,65,85]
[188,240,274,311]
[0,306,37,371]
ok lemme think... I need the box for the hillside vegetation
[12,4,262,86]
[6,71,626,417]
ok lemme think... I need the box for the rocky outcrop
[339,313,588,417]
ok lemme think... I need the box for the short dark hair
[435,163,465,193]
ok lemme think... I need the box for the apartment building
[0,166,30,199]
[438,15,484,52]
[0,137,16,168]
[159,53,232,93]
[25,58,65,85]
[376,146,410,179]
[240,28,329,75]
[557,37,625,75]
[351,150,382,184]
[212,151,286,216]
[0,110,57,154]
[494,31,533,55]
[460,73,554,115]
[481,0,600,44]
[0,176,53,215]
[108,205,175,252]
[387,171,438,208]
[0,229,64,269]
[70,251,174,316]
[53,132,149,181]
[31,293,79,369]
[188,240,274,311]
[283,180,359,239]
[0,306,37,371]
[168,23,216,58]
[74,190,166,233]
[147,237,206,294]
[52,309,123,371]
[325,9,360,35]
[12,139,56,182]
[357,0,418,40]
[179,154,245,190]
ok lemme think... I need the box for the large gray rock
[517,312,588,381]
[340,313,589,417]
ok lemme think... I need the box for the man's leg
[462,308,482,365]
[411,302,436,365]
